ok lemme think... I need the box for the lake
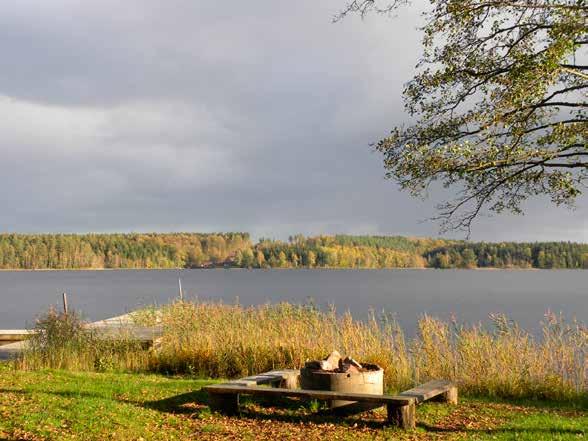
[0,269,586,334]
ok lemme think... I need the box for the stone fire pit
[300,351,384,409]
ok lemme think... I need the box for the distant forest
[0,233,587,270]
[0,233,250,270]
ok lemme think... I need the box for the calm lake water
[0,269,586,333]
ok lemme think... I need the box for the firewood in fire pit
[304,350,342,371]
[304,351,373,374]
[338,358,361,373]
[320,350,341,371]
[344,356,362,370]
[304,360,322,370]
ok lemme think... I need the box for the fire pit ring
[300,363,384,409]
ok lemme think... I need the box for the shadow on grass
[0,388,113,401]
[238,407,389,430]
[139,388,588,436]
[468,394,588,412]
[0,389,27,395]
[141,389,211,414]
[140,388,391,430]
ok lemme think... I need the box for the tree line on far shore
[0,233,587,270]
[237,235,588,270]
[0,233,250,270]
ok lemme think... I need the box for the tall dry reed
[16,302,587,401]
[143,301,412,390]
[144,301,587,400]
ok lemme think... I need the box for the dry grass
[143,301,587,401]
[17,301,587,402]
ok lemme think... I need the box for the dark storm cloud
[0,0,586,241]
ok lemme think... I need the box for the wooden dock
[0,330,34,344]
[0,313,161,361]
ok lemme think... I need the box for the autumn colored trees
[0,233,250,270]
[338,1,587,234]
[0,233,586,269]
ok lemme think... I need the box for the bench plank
[236,369,300,389]
[238,375,282,385]
[204,384,414,406]
[399,380,457,404]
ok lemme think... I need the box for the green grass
[0,363,586,441]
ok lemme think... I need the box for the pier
[0,313,161,360]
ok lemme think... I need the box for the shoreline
[0,266,563,272]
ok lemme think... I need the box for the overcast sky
[1,0,586,242]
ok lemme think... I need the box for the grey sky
[0,0,586,241]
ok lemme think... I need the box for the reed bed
[16,301,587,401]
[144,301,587,400]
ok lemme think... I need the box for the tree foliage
[425,240,588,268]
[0,233,250,269]
[249,235,433,269]
[338,0,587,234]
[1,233,587,270]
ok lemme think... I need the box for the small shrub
[16,307,151,372]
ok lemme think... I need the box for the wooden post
[62,292,68,315]
[279,371,300,389]
[443,386,458,405]
[208,393,240,416]
[387,401,416,429]
[430,384,458,405]
[178,276,184,301]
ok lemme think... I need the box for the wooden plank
[228,370,300,389]
[398,380,455,404]
[260,369,300,380]
[0,330,35,342]
[238,374,282,385]
[223,380,259,387]
[0,341,27,360]
[87,313,137,326]
[0,327,161,343]
[267,369,300,389]
[236,369,300,388]
[204,384,414,406]
[0,312,161,359]
[90,326,162,342]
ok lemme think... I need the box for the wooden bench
[399,379,458,405]
[204,379,457,429]
[224,369,300,389]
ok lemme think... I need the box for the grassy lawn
[0,364,586,441]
